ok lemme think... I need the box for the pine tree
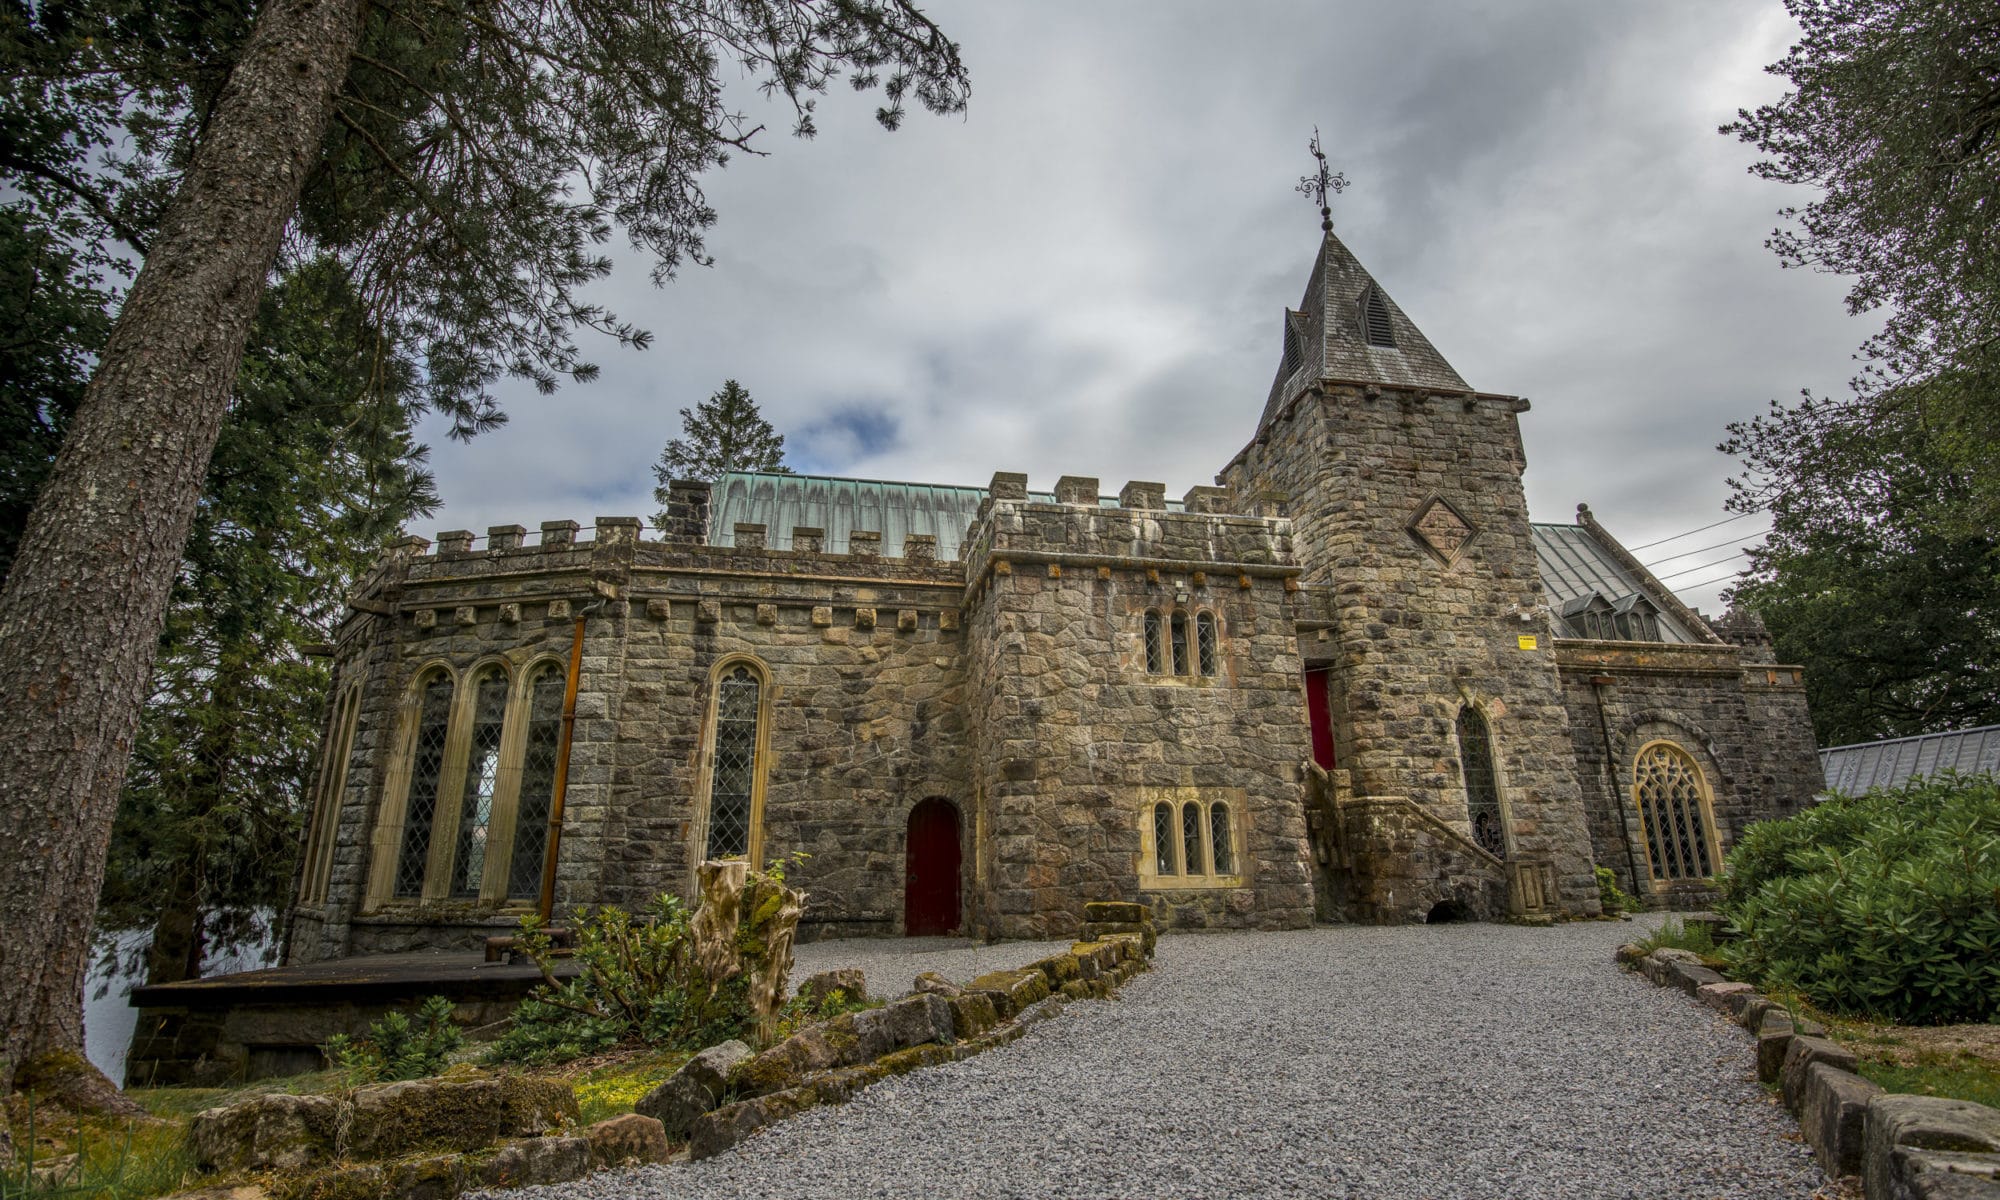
[652,380,793,522]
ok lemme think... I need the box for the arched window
[507,663,567,899]
[1153,802,1177,874]
[1456,706,1506,858]
[299,685,362,904]
[1181,802,1204,875]
[1144,610,1165,675]
[1195,611,1218,677]
[394,672,455,898]
[449,667,511,897]
[1170,612,1190,676]
[1360,285,1396,348]
[1634,742,1717,880]
[704,663,766,861]
[1208,803,1234,874]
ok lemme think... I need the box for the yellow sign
[1517,635,1539,651]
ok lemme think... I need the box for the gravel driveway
[526,920,1828,1200]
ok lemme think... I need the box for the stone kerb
[1617,942,2000,1192]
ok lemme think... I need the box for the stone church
[283,228,1825,963]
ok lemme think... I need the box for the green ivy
[1720,774,2000,1025]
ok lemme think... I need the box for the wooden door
[1305,667,1336,769]
[904,798,962,936]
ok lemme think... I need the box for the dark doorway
[904,798,962,936]
[1304,668,1336,769]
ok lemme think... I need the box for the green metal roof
[708,471,1180,560]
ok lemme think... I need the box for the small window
[1360,286,1396,348]
[1181,802,1204,876]
[1456,706,1506,858]
[1196,612,1218,677]
[507,663,566,898]
[1153,802,1177,874]
[394,673,455,898]
[705,665,763,860]
[1144,610,1165,675]
[1170,612,1190,676]
[1208,803,1234,874]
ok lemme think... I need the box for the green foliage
[1634,916,1717,958]
[769,986,875,1044]
[1719,775,2000,1025]
[1594,866,1638,916]
[324,996,465,1083]
[1857,1056,2000,1110]
[486,896,751,1066]
[0,1094,195,1200]
[650,379,792,510]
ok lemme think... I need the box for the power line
[1641,529,1769,568]
[1653,548,1752,582]
[1673,568,1754,594]
[1626,510,1758,553]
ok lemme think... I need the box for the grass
[0,1099,196,1200]
[1632,915,1718,960]
[1857,1056,2000,1109]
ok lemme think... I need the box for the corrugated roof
[1819,725,2000,795]
[707,471,1181,560]
[1530,523,1696,643]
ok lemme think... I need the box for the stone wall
[1220,383,1602,917]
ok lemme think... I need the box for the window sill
[1138,874,1248,891]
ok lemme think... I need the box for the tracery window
[1633,742,1716,881]
[450,668,510,897]
[394,672,456,898]
[703,663,766,862]
[1195,611,1218,677]
[507,663,566,899]
[1144,611,1166,675]
[1456,706,1506,858]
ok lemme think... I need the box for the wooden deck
[128,952,581,1011]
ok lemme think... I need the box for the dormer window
[1360,286,1396,348]
[1559,592,1664,642]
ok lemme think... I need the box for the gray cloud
[417,0,1866,612]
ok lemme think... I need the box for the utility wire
[1626,510,1758,553]
[1673,568,1754,594]
[1641,529,1769,568]
[1653,548,1752,582]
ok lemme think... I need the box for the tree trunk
[0,0,363,1103]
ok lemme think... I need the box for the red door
[904,798,962,936]
[1304,668,1336,769]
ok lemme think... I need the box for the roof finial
[1296,127,1347,234]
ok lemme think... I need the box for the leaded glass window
[508,664,566,898]
[1634,743,1714,880]
[451,669,510,897]
[1457,706,1506,858]
[1153,803,1177,874]
[1181,802,1204,875]
[394,674,455,898]
[1170,612,1190,676]
[706,666,762,860]
[1144,611,1165,674]
[1196,612,1218,677]
[1209,803,1234,874]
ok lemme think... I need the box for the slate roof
[1819,725,2000,796]
[707,471,1180,560]
[1260,230,1471,432]
[1529,522,1699,643]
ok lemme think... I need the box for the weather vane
[1296,127,1347,233]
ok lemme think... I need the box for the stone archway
[904,798,962,936]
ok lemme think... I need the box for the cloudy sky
[415,0,1870,615]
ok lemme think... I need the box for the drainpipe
[1591,675,1645,896]
[539,596,607,921]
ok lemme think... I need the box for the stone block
[1083,901,1148,924]
[540,520,578,547]
[636,1039,750,1135]
[913,970,961,997]
[188,1093,342,1172]
[756,603,777,626]
[1781,1035,1859,1114]
[849,531,881,558]
[729,1028,842,1099]
[1182,485,1231,513]
[733,523,767,551]
[455,606,477,626]
[1739,996,1778,1031]
[965,969,1051,1020]
[478,1135,593,1188]
[854,607,877,629]
[1800,1063,1882,1177]
[791,526,823,554]
[499,603,520,624]
[548,598,571,619]
[878,992,955,1047]
[487,525,527,551]
[645,598,670,620]
[584,1114,669,1167]
[944,993,999,1039]
[1697,981,1756,1013]
[688,1086,820,1161]
[799,968,867,1008]
[1757,1023,1797,1084]
[1054,475,1100,505]
[903,534,937,562]
[1865,1094,2000,1200]
[1613,942,1647,967]
[595,516,641,544]
[897,609,918,632]
[988,472,1029,501]
[1117,480,1166,510]
[811,606,832,627]
[1028,953,1082,987]
[345,1076,578,1159]
[413,609,437,630]
[696,598,719,623]
[436,530,474,555]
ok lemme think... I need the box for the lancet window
[1456,706,1507,858]
[702,661,769,863]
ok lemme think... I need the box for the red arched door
[904,798,962,936]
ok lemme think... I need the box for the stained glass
[1635,745,1713,880]
[508,665,566,898]
[1181,802,1204,875]
[1209,803,1234,874]
[706,666,760,859]
[1457,707,1507,858]
[1153,803,1176,874]
[1196,612,1218,677]
[394,674,455,897]
[451,670,510,897]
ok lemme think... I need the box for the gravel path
[788,935,1071,999]
[531,920,1828,1200]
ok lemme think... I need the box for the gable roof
[1260,230,1470,432]
[1530,522,1701,643]
[707,471,1180,560]
[1820,725,2000,795]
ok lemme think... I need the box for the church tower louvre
[1219,229,1601,921]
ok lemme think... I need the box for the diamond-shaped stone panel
[1410,497,1477,563]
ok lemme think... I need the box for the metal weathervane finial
[1296,127,1347,233]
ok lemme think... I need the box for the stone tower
[1218,231,1601,919]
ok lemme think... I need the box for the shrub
[1595,866,1639,916]
[325,995,465,1082]
[1634,916,1716,958]
[1719,774,2000,1025]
